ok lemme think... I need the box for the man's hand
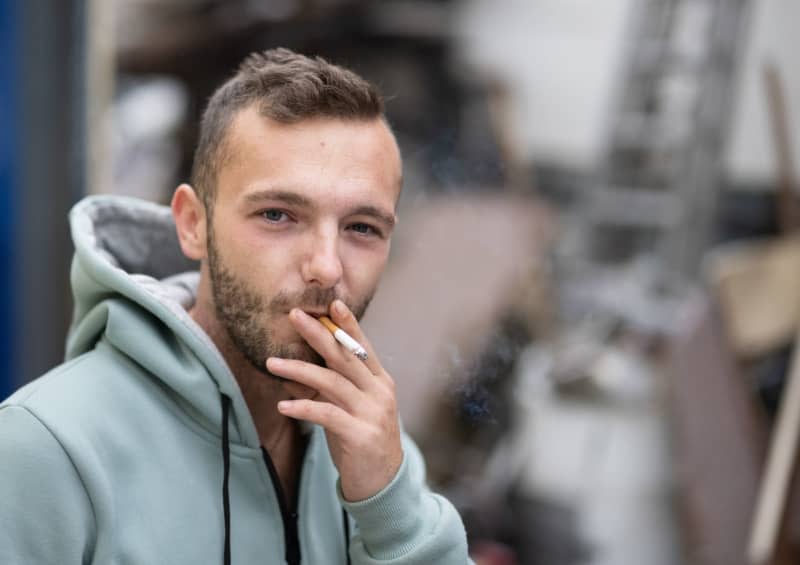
[266,299,403,502]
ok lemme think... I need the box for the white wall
[456,0,635,170]
[458,0,800,189]
[725,0,800,187]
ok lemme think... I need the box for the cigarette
[318,316,369,361]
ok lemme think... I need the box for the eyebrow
[243,189,312,208]
[242,188,396,229]
[350,205,397,229]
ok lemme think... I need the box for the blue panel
[0,0,18,399]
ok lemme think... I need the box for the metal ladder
[585,0,751,276]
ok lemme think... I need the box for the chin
[282,341,324,365]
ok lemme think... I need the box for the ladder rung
[587,187,683,228]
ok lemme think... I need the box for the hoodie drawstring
[221,395,231,565]
[342,507,351,565]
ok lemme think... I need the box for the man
[0,48,471,564]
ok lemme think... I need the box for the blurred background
[3,0,800,563]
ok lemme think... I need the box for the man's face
[205,108,402,372]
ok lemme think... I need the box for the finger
[267,357,363,412]
[289,308,375,390]
[329,299,384,376]
[277,398,358,436]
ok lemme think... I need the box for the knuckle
[298,400,313,416]
[334,372,350,391]
[322,402,338,420]
[328,356,354,376]
[375,380,397,404]
[365,425,383,446]
[377,409,395,430]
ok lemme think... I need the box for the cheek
[343,248,388,293]
[221,234,298,295]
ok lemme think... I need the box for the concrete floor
[512,344,684,565]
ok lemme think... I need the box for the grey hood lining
[87,199,198,279]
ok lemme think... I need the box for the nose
[301,227,343,289]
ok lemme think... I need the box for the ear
[171,184,207,261]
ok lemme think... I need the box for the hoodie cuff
[338,453,437,560]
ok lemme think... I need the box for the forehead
[215,107,402,208]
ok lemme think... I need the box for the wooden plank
[748,326,800,564]
[669,297,767,565]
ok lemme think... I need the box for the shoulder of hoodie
[0,340,183,450]
[6,339,139,407]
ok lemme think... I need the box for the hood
[65,195,259,448]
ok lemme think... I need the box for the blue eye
[262,209,287,222]
[349,223,374,235]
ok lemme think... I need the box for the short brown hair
[191,48,385,213]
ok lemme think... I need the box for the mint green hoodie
[0,196,470,564]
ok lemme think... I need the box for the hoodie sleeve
[339,434,474,564]
[0,405,96,564]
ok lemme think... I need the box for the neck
[189,278,295,450]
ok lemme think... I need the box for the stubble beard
[206,227,372,378]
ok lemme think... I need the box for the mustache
[269,288,340,314]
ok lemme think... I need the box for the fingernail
[277,400,291,411]
[267,357,282,368]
